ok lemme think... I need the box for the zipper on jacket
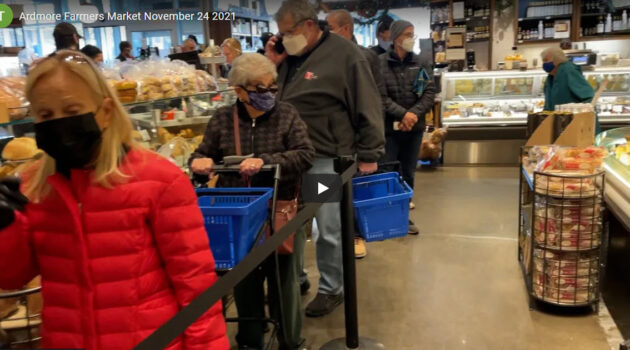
[251,118,256,155]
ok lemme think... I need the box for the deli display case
[595,126,630,229]
[440,70,546,165]
[595,127,630,339]
[440,67,630,165]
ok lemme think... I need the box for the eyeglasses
[242,84,279,94]
[283,18,312,36]
[402,34,418,40]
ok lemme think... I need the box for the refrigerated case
[583,67,630,128]
[596,126,630,229]
[440,70,546,164]
[440,67,630,164]
[595,126,630,339]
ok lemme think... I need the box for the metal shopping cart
[0,286,42,349]
[194,164,289,350]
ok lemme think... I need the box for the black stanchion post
[320,157,385,350]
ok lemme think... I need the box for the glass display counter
[440,67,630,164]
[595,126,630,230]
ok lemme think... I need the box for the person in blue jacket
[541,47,599,133]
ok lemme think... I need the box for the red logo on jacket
[304,71,318,80]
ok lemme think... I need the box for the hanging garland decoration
[357,0,378,18]
[353,1,390,27]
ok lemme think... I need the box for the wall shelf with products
[515,0,573,45]
[230,15,270,53]
[515,0,630,43]
[430,0,493,69]
[516,38,563,44]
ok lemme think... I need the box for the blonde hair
[221,38,242,55]
[228,53,277,87]
[24,50,137,201]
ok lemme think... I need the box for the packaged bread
[2,137,39,160]
[0,76,27,119]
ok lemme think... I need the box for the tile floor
[228,167,618,350]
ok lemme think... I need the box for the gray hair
[541,46,568,64]
[328,9,354,32]
[228,53,278,87]
[275,0,318,23]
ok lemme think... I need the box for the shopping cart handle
[211,164,281,179]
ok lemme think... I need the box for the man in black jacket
[326,9,382,259]
[370,16,393,56]
[266,0,384,317]
[380,20,436,233]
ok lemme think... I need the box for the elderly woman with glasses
[190,53,314,350]
[0,51,229,349]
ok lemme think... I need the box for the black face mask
[34,112,102,170]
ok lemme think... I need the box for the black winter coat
[379,49,436,134]
[190,101,315,199]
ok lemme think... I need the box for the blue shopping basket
[353,172,413,242]
[196,187,273,269]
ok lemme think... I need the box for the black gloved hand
[0,177,29,230]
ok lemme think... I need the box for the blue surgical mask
[247,91,276,112]
[543,61,555,73]
[378,38,391,50]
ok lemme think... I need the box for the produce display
[0,76,28,119]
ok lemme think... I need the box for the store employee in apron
[541,47,599,133]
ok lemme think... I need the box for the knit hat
[389,20,413,41]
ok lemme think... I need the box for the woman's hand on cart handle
[0,177,28,230]
[240,158,265,177]
[191,158,215,175]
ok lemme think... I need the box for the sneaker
[354,237,367,259]
[409,202,416,210]
[408,220,419,235]
[300,279,310,296]
[305,292,343,317]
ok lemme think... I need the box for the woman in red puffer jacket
[0,50,229,350]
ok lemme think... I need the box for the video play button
[302,174,342,203]
[317,182,329,195]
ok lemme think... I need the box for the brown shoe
[354,237,367,259]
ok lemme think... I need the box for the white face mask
[401,38,415,52]
[283,33,308,56]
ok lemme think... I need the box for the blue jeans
[385,132,422,190]
[307,157,343,295]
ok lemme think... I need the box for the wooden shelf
[579,34,630,41]
[467,38,490,43]
[518,14,572,21]
[580,12,610,17]
[516,38,564,44]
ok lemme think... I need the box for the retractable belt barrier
[133,159,358,350]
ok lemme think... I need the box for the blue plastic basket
[352,172,413,242]
[196,187,273,269]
